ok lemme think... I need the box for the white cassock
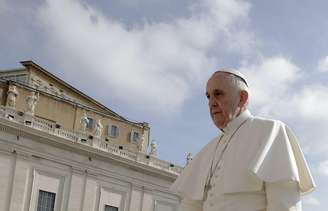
[170,110,315,211]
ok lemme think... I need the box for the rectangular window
[87,117,95,129]
[131,131,140,143]
[37,190,56,211]
[104,205,119,211]
[109,125,119,138]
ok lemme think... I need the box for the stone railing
[139,153,181,173]
[56,128,80,142]
[0,106,183,175]
[31,117,56,133]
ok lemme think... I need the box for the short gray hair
[226,73,249,109]
[212,71,249,93]
[212,71,250,107]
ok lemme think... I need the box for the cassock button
[210,203,214,207]
[209,193,214,197]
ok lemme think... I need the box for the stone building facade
[0,61,182,211]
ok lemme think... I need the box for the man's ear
[239,90,248,107]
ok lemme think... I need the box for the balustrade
[0,106,181,175]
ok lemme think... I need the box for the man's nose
[208,96,217,107]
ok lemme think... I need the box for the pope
[170,69,315,211]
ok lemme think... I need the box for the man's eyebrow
[213,88,224,93]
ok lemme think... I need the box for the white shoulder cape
[170,117,315,201]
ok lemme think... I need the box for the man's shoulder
[250,115,285,127]
[201,135,220,151]
[192,136,219,159]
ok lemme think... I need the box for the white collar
[221,109,252,135]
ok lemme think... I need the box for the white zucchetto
[215,68,249,87]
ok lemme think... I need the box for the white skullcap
[215,68,249,87]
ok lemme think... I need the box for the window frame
[29,168,67,211]
[86,117,95,129]
[108,124,119,138]
[130,130,141,143]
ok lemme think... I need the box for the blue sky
[1,0,328,209]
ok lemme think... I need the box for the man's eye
[214,91,222,96]
[205,93,210,99]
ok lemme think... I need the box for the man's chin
[212,119,224,129]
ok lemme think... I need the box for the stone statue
[149,140,158,157]
[25,92,39,115]
[94,119,103,138]
[139,133,146,153]
[6,85,19,108]
[186,152,193,165]
[80,110,89,132]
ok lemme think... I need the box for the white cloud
[202,0,250,28]
[303,195,320,206]
[36,0,254,114]
[239,57,328,154]
[293,85,328,120]
[240,56,328,122]
[318,160,328,176]
[290,85,328,153]
[318,56,328,72]
[240,57,301,115]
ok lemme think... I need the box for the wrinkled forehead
[206,72,233,91]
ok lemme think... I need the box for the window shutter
[104,205,118,211]
[37,190,56,211]
[107,125,111,136]
[87,118,95,129]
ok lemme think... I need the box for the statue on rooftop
[25,91,39,115]
[186,152,193,166]
[6,85,19,108]
[94,119,103,138]
[149,140,158,157]
[80,110,89,132]
[138,133,146,153]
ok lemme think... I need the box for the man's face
[206,73,240,129]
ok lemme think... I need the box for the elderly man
[170,69,315,211]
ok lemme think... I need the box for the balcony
[0,106,182,176]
